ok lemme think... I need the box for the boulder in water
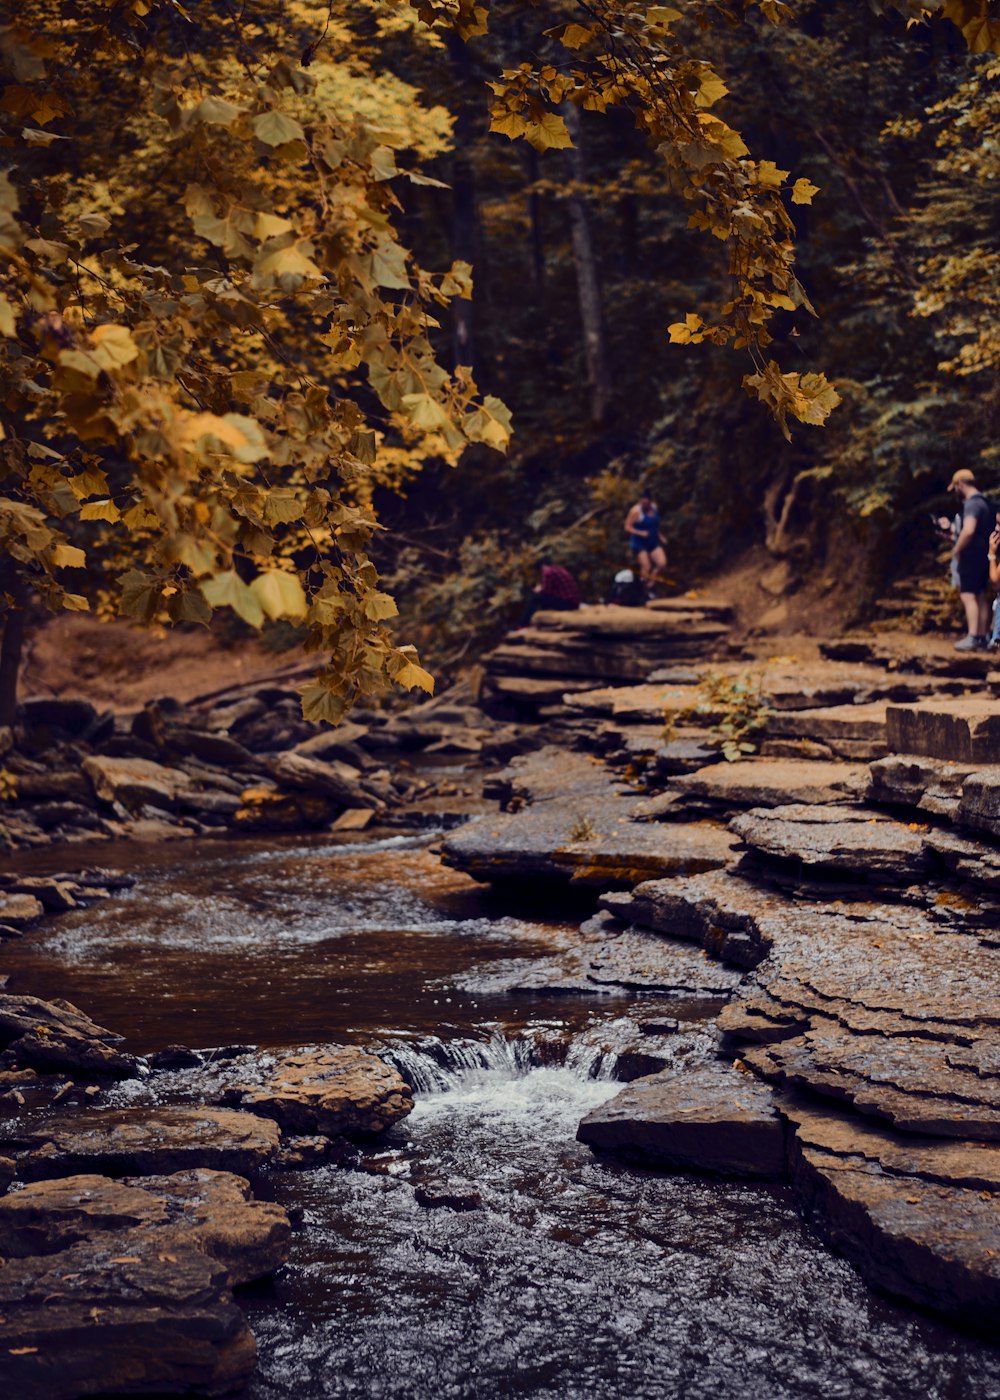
[223,1046,413,1137]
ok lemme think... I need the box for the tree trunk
[449,35,478,375]
[0,568,27,729]
[562,102,613,426]
[524,146,546,304]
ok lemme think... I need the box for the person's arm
[953,510,977,557]
[989,527,1000,587]
[624,505,642,537]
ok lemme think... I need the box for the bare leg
[648,546,667,582]
[977,592,991,636]
[635,549,651,581]
[960,591,980,636]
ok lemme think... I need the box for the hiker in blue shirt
[624,493,666,593]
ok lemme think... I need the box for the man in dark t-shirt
[949,468,993,650]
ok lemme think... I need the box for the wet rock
[0,1238,257,1400]
[0,892,44,925]
[783,1100,1000,1329]
[169,728,256,769]
[6,877,78,912]
[15,1106,281,1179]
[730,803,929,887]
[82,754,192,812]
[0,993,138,1078]
[11,768,92,802]
[746,1028,1000,1141]
[887,698,1000,764]
[0,1168,290,1285]
[577,1062,786,1177]
[0,1156,14,1193]
[148,1044,205,1071]
[414,1180,484,1211]
[224,1046,413,1138]
[274,1135,332,1169]
[478,910,744,1000]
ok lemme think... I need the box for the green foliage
[667,671,772,762]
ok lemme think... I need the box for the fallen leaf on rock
[9,1347,38,1355]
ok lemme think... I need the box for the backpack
[608,569,647,607]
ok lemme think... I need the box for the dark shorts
[630,536,658,555]
[958,554,989,595]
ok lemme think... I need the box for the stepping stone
[671,759,866,811]
[222,1046,413,1138]
[577,1062,786,1177]
[766,702,889,759]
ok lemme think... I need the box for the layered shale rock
[480,601,734,717]
[13,1106,281,1181]
[443,748,738,886]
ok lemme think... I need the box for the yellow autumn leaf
[791,177,820,204]
[250,569,309,620]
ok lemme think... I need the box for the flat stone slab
[444,804,738,887]
[672,759,865,811]
[533,605,729,640]
[648,662,962,711]
[577,1062,786,1177]
[222,1046,413,1137]
[766,702,889,754]
[887,698,1000,764]
[445,746,738,886]
[731,803,929,886]
[784,1100,1000,1328]
[15,1106,281,1180]
[468,911,743,999]
[748,1028,1000,1140]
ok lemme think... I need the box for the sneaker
[954,634,983,651]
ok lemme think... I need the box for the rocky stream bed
[2,601,1000,1397]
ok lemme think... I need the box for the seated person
[518,558,580,627]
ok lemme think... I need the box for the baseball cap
[947,469,976,489]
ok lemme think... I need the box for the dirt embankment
[19,615,303,712]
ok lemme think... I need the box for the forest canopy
[0,0,997,721]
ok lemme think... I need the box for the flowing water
[4,831,1000,1399]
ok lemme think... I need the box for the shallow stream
[5,831,1000,1399]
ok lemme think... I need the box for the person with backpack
[946,469,994,651]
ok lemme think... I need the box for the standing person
[517,557,580,628]
[987,517,1000,649]
[624,493,666,591]
[947,469,993,651]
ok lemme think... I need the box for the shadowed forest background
[376,3,998,669]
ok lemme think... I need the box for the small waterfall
[383,1018,658,1098]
